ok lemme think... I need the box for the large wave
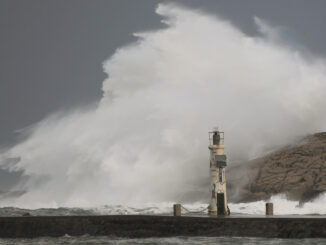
[1,3,326,209]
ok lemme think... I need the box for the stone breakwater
[0,215,325,238]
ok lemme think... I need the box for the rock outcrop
[228,132,326,203]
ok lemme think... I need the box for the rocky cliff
[228,132,326,203]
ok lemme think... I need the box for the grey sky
[1,0,326,148]
[0,0,163,147]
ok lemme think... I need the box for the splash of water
[1,3,326,208]
[230,194,326,215]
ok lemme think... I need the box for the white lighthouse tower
[208,129,230,216]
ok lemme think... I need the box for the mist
[1,3,326,208]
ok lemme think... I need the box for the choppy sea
[0,236,326,245]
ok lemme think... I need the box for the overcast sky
[1,0,326,149]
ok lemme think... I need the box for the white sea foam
[0,3,326,210]
[93,194,326,216]
[0,196,325,216]
[230,194,326,215]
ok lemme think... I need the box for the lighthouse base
[209,193,230,216]
[208,210,217,216]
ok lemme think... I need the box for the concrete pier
[0,215,325,238]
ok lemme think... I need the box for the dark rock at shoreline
[228,132,326,203]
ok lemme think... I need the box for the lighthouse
[208,129,230,216]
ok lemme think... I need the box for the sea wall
[0,215,325,238]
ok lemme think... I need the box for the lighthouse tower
[208,129,230,216]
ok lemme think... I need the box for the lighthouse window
[215,154,226,161]
[219,168,223,182]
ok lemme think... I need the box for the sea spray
[1,3,326,209]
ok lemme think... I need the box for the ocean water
[0,203,203,217]
[1,194,326,217]
[0,236,326,245]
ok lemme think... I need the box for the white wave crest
[1,3,326,209]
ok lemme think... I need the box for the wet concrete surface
[0,215,325,238]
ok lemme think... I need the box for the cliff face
[228,132,326,203]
